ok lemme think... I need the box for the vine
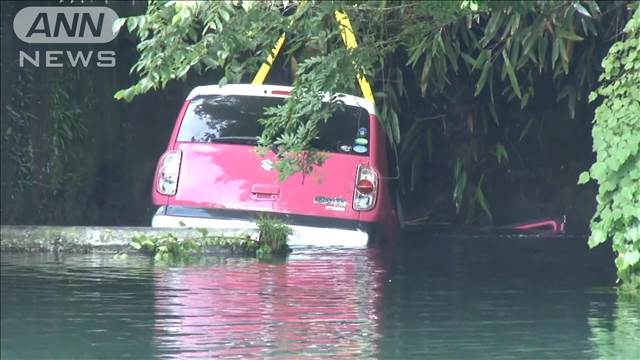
[2,68,35,194]
[579,8,640,291]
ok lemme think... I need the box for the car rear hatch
[168,90,373,222]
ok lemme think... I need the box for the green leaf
[489,102,499,125]
[573,3,591,18]
[420,56,432,96]
[558,38,569,66]
[567,90,576,119]
[552,38,560,69]
[519,116,535,141]
[172,13,181,25]
[557,28,584,41]
[589,229,607,248]
[577,171,591,184]
[219,7,231,23]
[495,143,508,164]
[112,18,127,34]
[127,16,139,32]
[461,52,476,67]
[473,50,489,71]
[522,30,539,58]
[202,56,217,68]
[113,89,126,100]
[482,11,503,46]
[624,251,640,266]
[476,189,492,221]
[474,61,491,96]
[442,37,459,72]
[502,50,522,99]
[537,35,547,71]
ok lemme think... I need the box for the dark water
[2,233,639,359]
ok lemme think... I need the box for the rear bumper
[151,206,372,248]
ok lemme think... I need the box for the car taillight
[353,165,378,211]
[157,150,182,196]
[357,179,374,194]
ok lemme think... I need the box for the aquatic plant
[255,215,293,257]
[123,217,292,261]
[130,229,258,261]
[579,8,640,292]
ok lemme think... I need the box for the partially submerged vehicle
[151,84,400,247]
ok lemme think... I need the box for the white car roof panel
[186,84,376,115]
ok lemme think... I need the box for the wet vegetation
[255,216,293,257]
[124,217,291,261]
[128,229,259,262]
[0,1,637,287]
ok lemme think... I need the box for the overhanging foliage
[579,8,640,291]
[115,0,637,283]
[116,0,630,222]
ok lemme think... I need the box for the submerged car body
[151,84,399,247]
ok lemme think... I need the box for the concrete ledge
[0,226,258,253]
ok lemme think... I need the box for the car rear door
[166,89,374,220]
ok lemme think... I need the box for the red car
[151,84,400,247]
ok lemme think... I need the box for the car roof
[186,84,376,115]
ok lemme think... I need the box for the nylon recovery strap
[334,10,375,104]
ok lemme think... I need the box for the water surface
[2,233,639,359]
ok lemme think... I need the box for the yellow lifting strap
[251,33,287,85]
[251,9,375,104]
[334,10,375,104]
[252,1,307,86]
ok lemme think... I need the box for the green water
[1,234,639,359]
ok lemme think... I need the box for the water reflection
[1,254,157,359]
[376,235,628,359]
[1,237,638,359]
[152,248,386,358]
[589,292,640,359]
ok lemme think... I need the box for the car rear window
[177,95,371,155]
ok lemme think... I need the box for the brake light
[356,179,374,194]
[353,165,378,211]
[157,150,182,196]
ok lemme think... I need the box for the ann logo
[14,7,120,44]
[26,12,104,38]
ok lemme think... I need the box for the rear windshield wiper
[209,136,258,145]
